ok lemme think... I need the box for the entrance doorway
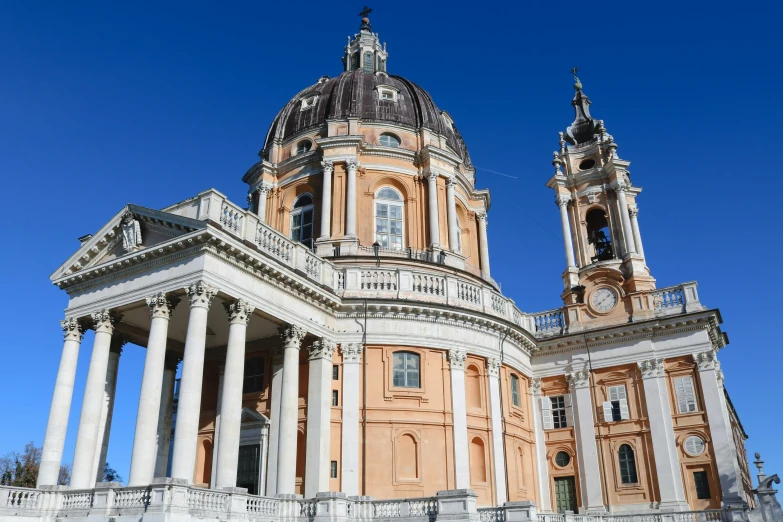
[237,444,261,494]
[554,476,578,513]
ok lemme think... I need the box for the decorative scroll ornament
[566,368,590,388]
[340,343,363,363]
[693,350,718,371]
[61,317,84,342]
[309,339,336,360]
[146,292,179,319]
[91,309,116,334]
[529,377,543,395]
[186,281,218,309]
[486,357,501,377]
[280,325,307,349]
[448,349,467,370]
[120,211,143,252]
[224,299,255,325]
[637,358,665,378]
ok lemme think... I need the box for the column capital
[613,180,629,193]
[321,159,334,173]
[555,195,571,208]
[256,182,273,195]
[448,349,467,370]
[279,325,306,349]
[427,170,439,182]
[340,343,363,363]
[224,299,255,325]
[309,339,336,360]
[529,377,543,396]
[446,176,456,188]
[61,317,84,342]
[346,158,359,171]
[476,210,488,224]
[146,292,180,320]
[629,205,639,218]
[566,368,590,389]
[693,349,719,371]
[486,357,501,377]
[91,309,117,335]
[637,358,665,379]
[186,280,218,309]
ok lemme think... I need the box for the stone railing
[532,309,565,338]
[537,510,725,522]
[652,282,703,317]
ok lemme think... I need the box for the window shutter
[603,401,613,423]
[563,394,573,428]
[541,397,554,430]
[619,399,630,420]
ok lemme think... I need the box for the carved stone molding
[91,309,117,335]
[529,377,543,396]
[186,280,218,309]
[309,339,336,360]
[566,368,590,388]
[448,349,467,370]
[340,343,363,363]
[146,292,180,320]
[61,317,84,342]
[280,325,307,349]
[693,350,718,371]
[224,299,255,325]
[486,357,501,377]
[637,358,665,379]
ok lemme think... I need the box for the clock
[591,287,618,312]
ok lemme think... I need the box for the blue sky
[1,0,780,488]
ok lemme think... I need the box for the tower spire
[564,67,598,145]
[343,7,387,73]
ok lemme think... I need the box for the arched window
[351,52,360,71]
[586,208,613,263]
[291,194,314,248]
[375,187,404,250]
[470,437,487,483]
[379,133,401,147]
[363,51,374,73]
[392,351,420,388]
[295,140,312,155]
[618,444,638,484]
[510,374,520,407]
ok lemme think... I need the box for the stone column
[427,171,441,248]
[556,196,577,268]
[256,184,271,224]
[529,379,553,512]
[628,205,646,259]
[476,211,491,276]
[276,325,307,494]
[637,359,689,510]
[154,353,180,478]
[265,347,285,496]
[71,310,117,489]
[448,350,470,489]
[215,299,254,489]
[340,343,362,496]
[446,177,460,253]
[319,160,334,240]
[93,338,125,484]
[305,339,336,497]
[211,364,225,487]
[171,281,217,482]
[128,293,177,486]
[567,369,605,513]
[486,358,507,505]
[345,159,358,238]
[694,350,746,505]
[38,318,84,487]
[614,183,637,256]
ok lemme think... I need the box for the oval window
[684,436,706,456]
[296,140,312,155]
[554,451,571,467]
[579,158,596,170]
[379,133,401,147]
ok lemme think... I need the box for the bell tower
[547,70,656,330]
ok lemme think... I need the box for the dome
[261,69,473,169]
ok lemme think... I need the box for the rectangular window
[603,385,630,422]
[674,376,698,413]
[551,395,568,429]
[392,351,420,388]
[694,471,711,499]
[332,365,339,380]
[330,461,338,479]
[243,358,265,394]
[332,390,339,406]
[511,375,520,407]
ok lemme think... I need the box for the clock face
[591,287,618,312]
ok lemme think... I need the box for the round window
[579,158,596,170]
[554,451,571,467]
[684,436,706,456]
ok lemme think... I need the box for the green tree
[102,462,122,483]
[0,441,70,487]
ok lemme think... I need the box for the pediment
[240,408,269,425]
[51,204,207,282]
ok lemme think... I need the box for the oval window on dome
[295,140,312,155]
[579,158,596,170]
[379,133,401,148]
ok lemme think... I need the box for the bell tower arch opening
[585,208,613,263]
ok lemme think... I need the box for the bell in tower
[547,70,656,330]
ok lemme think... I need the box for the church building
[30,12,753,517]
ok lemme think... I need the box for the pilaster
[448,350,470,489]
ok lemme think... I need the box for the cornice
[316,135,364,150]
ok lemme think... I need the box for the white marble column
[211,364,225,487]
[628,205,646,259]
[637,359,689,510]
[38,318,84,487]
[171,281,217,482]
[567,369,605,513]
[319,160,334,240]
[93,338,124,484]
[529,379,553,512]
[70,310,117,489]
[128,293,177,485]
[265,347,285,496]
[256,184,271,224]
[449,350,470,489]
[614,183,637,256]
[427,171,441,248]
[476,211,491,276]
[154,354,179,478]
[486,358,507,505]
[446,177,460,253]
[340,343,362,496]
[556,196,577,268]
[694,350,746,505]
[215,299,254,489]
[277,325,307,494]
[305,339,336,497]
[345,159,358,238]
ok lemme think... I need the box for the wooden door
[554,476,578,513]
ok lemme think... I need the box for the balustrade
[220,202,245,235]
[533,309,565,336]
[457,281,481,305]
[479,506,506,522]
[257,225,294,264]
[412,273,445,296]
[361,270,397,291]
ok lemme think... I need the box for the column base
[656,500,692,512]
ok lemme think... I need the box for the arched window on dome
[295,140,312,155]
[586,208,613,263]
[374,187,404,250]
[379,133,401,147]
[363,51,374,73]
[290,194,314,249]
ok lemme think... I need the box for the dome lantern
[342,7,388,73]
